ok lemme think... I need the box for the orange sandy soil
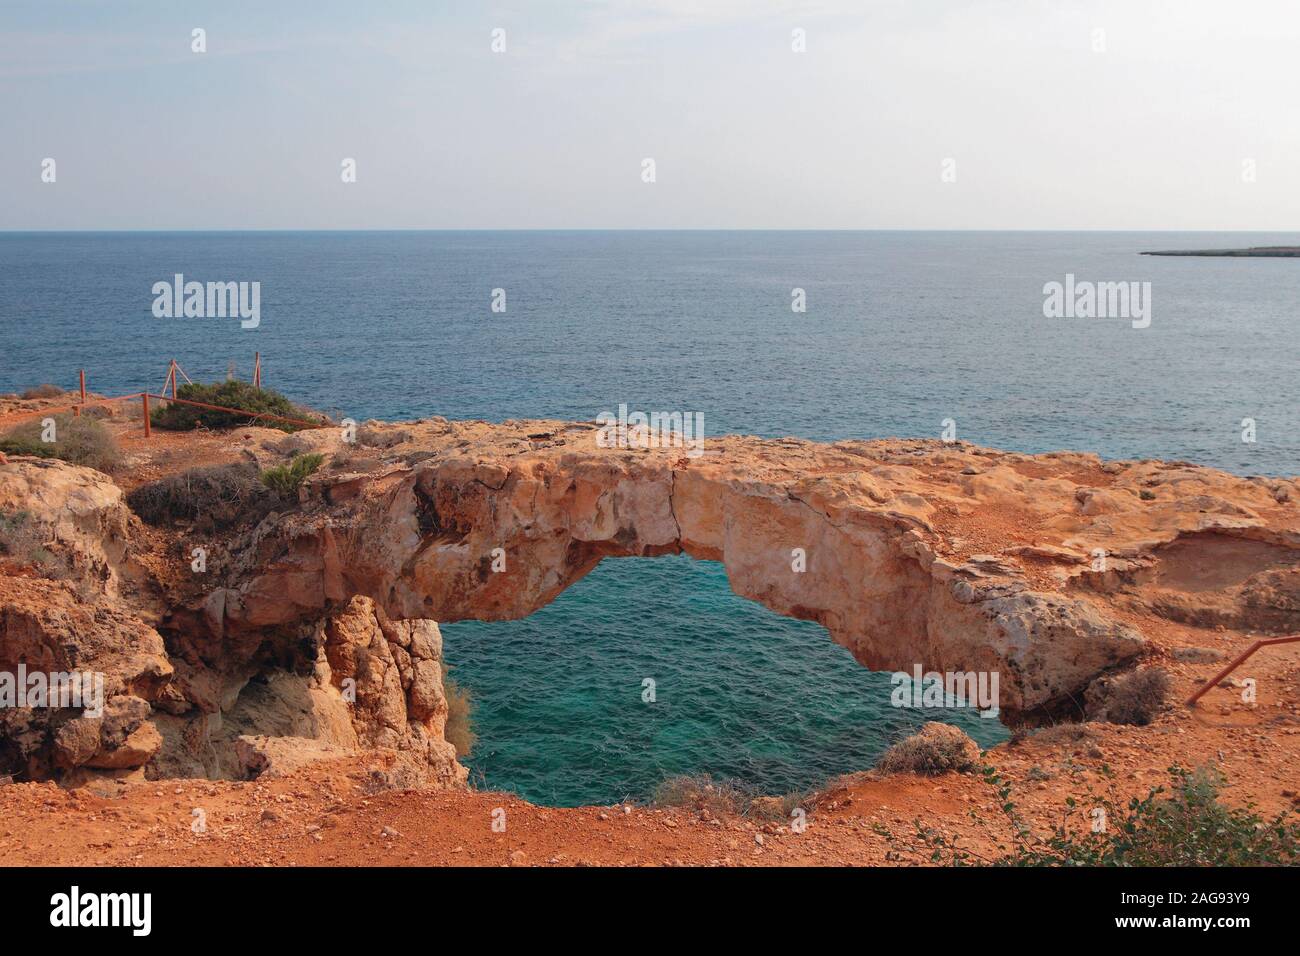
[2,393,1298,866]
[2,648,1296,867]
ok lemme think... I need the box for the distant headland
[1141,246,1300,257]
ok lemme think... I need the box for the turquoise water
[442,555,1008,806]
[3,230,1296,804]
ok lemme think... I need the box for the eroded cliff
[2,412,1298,786]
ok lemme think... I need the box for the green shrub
[0,414,120,473]
[150,380,321,433]
[441,664,476,757]
[259,453,324,496]
[885,765,1300,866]
[126,462,276,531]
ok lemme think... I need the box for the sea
[2,230,1296,805]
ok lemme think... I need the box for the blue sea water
[2,230,1297,804]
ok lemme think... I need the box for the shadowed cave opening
[441,554,1009,807]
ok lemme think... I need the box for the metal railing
[1,358,325,436]
[1185,635,1300,706]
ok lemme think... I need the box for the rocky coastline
[2,391,1298,865]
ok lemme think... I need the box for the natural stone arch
[203,419,1276,722]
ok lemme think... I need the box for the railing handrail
[0,392,145,422]
[1,391,324,431]
[1185,634,1300,706]
[140,393,324,429]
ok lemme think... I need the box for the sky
[2,0,1299,230]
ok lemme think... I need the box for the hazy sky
[3,0,1298,230]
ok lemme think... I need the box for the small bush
[891,765,1300,866]
[1085,667,1171,726]
[748,792,811,822]
[259,453,324,496]
[356,424,411,449]
[1028,723,1097,747]
[126,462,276,531]
[653,774,749,815]
[0,510,60,574]
[651,774,809,819]
[150,380,321,433]
[1100,766,1300,866]
[878,722,980,775]
[441,665,476,758]
[0,510,52,569]
[0,510,28,555]
[0,415,120,473]
[20,384,65,400]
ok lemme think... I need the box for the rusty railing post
[141,393,151,437]
[1186,634,1300,706]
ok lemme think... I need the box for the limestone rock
[215,420,1297,716]
[318,596,465,788]
[5,413,1299,786]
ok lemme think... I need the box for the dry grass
[126,462,278,532]
[651,773,810,819]
[0,510,56,570]
[441,664,476,757]
[1028,722,1098,746]
[1085,667,1171,726]
[20,384,65,400]
[0,414,120,473]
[652,774,749,814]
[877,722,979,775]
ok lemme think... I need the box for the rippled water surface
[442,555,1008,806]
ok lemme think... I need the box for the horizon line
[3,227,1298,235]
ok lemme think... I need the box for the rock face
[0,458,138,597]
[315,596,464,789]
[3,413,1299,784]
[0,459,172,781]
[144,592,467,788]
[216,419,1300,719]
[1,458,465,787]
